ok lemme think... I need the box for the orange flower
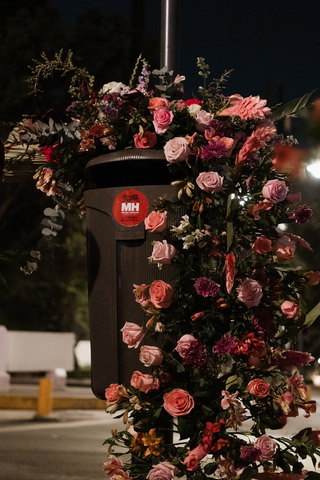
[305,271,320,285]
[142,429,163,456]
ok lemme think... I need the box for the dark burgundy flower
[251,310,274,335]
[194,277,220,297]
[289,205,313,224]
[183,341,207,369]
[214,334,236,355]
[201,141,227,160]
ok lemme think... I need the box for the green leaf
[227,221,233,251]
[304,301,320,327]
[240,466,258,480]
[226,375,238,389]
[306,473,320,480]
[177,416,192,440]
[269,90,316,122]
[204,462,218,475]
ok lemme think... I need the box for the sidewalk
[0,382,106,411]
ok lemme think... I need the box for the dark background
[1,0,320,366]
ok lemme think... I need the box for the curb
[0,395,106,410]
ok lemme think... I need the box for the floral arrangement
[3,52,320,479]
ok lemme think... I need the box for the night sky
[53,0,320,103]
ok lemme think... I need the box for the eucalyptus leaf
[42,227,57,237]
[304,301,320,327]
[43,207,60,217]
[269,90,316,122]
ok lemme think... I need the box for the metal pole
[160,0,180,73]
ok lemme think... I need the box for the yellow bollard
[36,378,53,416]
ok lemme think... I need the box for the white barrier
[0,327,76,392]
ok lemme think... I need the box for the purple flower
[201,141,227,160]
[137,62,150,93]
[208,119,226,137]
[289,205,313,224]
[194,277,220,297]
[183,341,207,369]
[101,102,119,122]
[251,310,273,335]
[240,446,262,462]
[214,334,236,355]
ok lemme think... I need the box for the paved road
[1,395,320,479]
[0,410,123,480]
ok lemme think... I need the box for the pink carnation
[220,94,271,120]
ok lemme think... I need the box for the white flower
[100,81,129,95]
[188,103,202,118]
[182,229,206,249]
[171,215,191,236]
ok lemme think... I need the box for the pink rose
[183,445,207,471]
[196,171,224,193]
[130,371,159,393]
[103,455,124,476]
[247,378,270,398]
[195,110,214,132]
[149,280,173,309]
[110,469,131,480]
[153,106,174,134]
[148,97,169,114]
[147,462,178,480]
[120,322,145,348]
[281,301,298,318]
[163,388,195,416]
[151,240,176,264]
[175,334,197,358]
[133,131,157,149]
[238,278,263,308]
[139,345,163,367]
[286,192,302,204]
[105,383,128,404]
[220,94,271,120]
[253,237,273,254]
[262,179,288,204]
[254,434,277,461]
[164,137,190,163]
[144,211,167,232]
[276,246,295,262]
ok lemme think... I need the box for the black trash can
[84,148,182,400]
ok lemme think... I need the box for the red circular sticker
[113,189,149,227]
